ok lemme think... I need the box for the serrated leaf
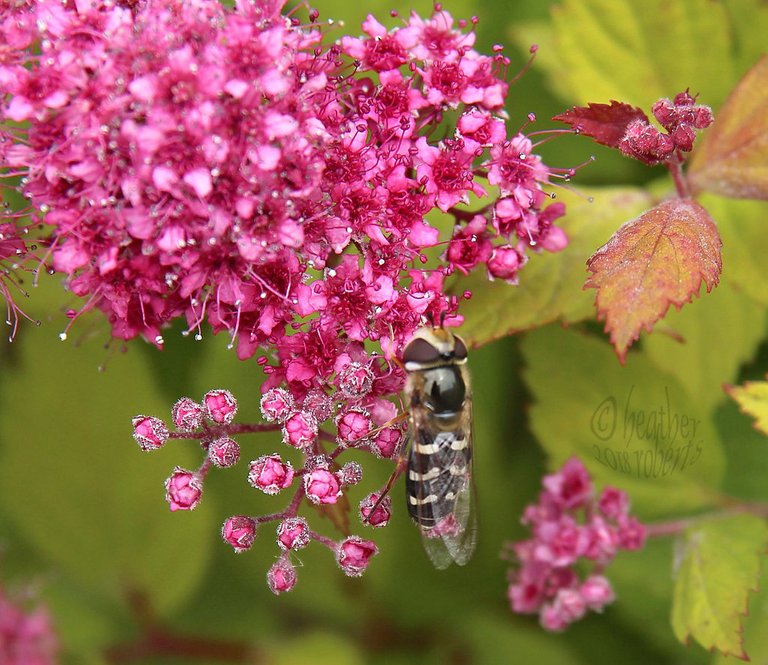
[452,187,653,347]
[644,284,768,413]
[522,325,724,517]
[546,0,734,110]
[553,101,649,148]
[671,514,768,660]
[726,380,768,437]
[586,198,722,362]
[689,55,768,200]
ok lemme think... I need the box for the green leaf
[547,0,734,109]
[0,282,216,617]
[726,380,768,437]
[522,325,724,517]
[671,513,768,660]
[453,187,652,348]
[702,194,768,306]
[644,283,768,412]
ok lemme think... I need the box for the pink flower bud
[370,425,403,459]
[208,437,240,468]
[301,389,334,422]
[132,415,169,451]
[338,362,374,399]
[597,487,629,520]
[336,536,378,577]
[487,245,523,283]
[339,461,363,486]
[359,492,391,527]
[276,517,310,551]
[164,467,202,511]
[282,411,318,451]
[171,397,204,431]
[542,457,592,510]
[616,515,646,551]
[552,587,587,623]
[539,602,568,632]
[221,516,257,553]
[203,389,238,424]
[304,468,342,504]
[248,454,295,494]
[260,387,295,423]
[267,556,297,595]
[580,575,615,610]
[336,407,373,446]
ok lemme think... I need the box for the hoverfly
[399,326,477,568]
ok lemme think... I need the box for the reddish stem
[645,499,768,538]
[666,153,690,198]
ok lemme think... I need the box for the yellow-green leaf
[671,514,768,660]
[726,380,768,437]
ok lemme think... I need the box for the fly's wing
[407,402,477,569]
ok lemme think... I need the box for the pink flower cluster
[134,388,384,590]
[0,587,58,665]
[1,0,567,364]
[506,457,646,631]
[620,91,713,165]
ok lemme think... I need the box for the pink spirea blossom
[507,457,646,631]
[132,415,169,451]
[267,556,297,595]
[164,467,203,511]
[337,536,379,577]
[0,588,58,665]
[248,454,294,495]
[221,515,257,553]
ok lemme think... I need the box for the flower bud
[580,575,615,610]
[203,389,238,424]
[304,468,342,504]
[260,387,294,423]
[248,454,294,494]
[276,517,310,551]
[164,467,202,511]
[171,397,204,431]
[221,516,257,552]
[359,492,391,527]
[339,461,363,486]
[132,415,169,451]
[336,536,378,577]
[267,556,297,595]
[335,407,373,446]
[208,436,240,468]
[282,411,318,451]
[338,362,374,399]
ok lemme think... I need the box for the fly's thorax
[405,363,470,425]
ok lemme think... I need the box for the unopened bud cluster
[506,457,646,631]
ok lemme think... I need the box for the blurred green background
[2,0,768,663]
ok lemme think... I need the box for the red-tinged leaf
[553,101,649,148]
[585,198,722,362]
[689,55,768,199]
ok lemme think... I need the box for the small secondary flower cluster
[0,586,58,665]
[1,0,568,371]
[619,91,713,165]
[133,388,394,592]
[506,457,646,631]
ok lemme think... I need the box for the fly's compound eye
[403,337,441,365]
[453,335,468,360]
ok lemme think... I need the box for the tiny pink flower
[203,389,238,425]
[370,425,403,459]
[132,416,169,451]
[248,454,294,494]
[552,587,587,623]
[276,517,310,551]
[282,411,318,451]
[301,390,334,423]
[359,492,392,527]
[597,487,629,520]
[337,362,374,399]
[171,397,204,432]
[267,556,297,595]
[208,437,240,468]
[580,575,615,610]
[542,457,592,510]
[539,602,568,632]
[616,516,647,551]
[487,245,525,283]
[164,467,203,512]
[336,536,379,577]
[260,387,295,423]
[304,468,342,505]
[221,516,257,553]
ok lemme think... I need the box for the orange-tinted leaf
[553,101,649,148]
[689,55,768,199]
[586,198,722,362]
